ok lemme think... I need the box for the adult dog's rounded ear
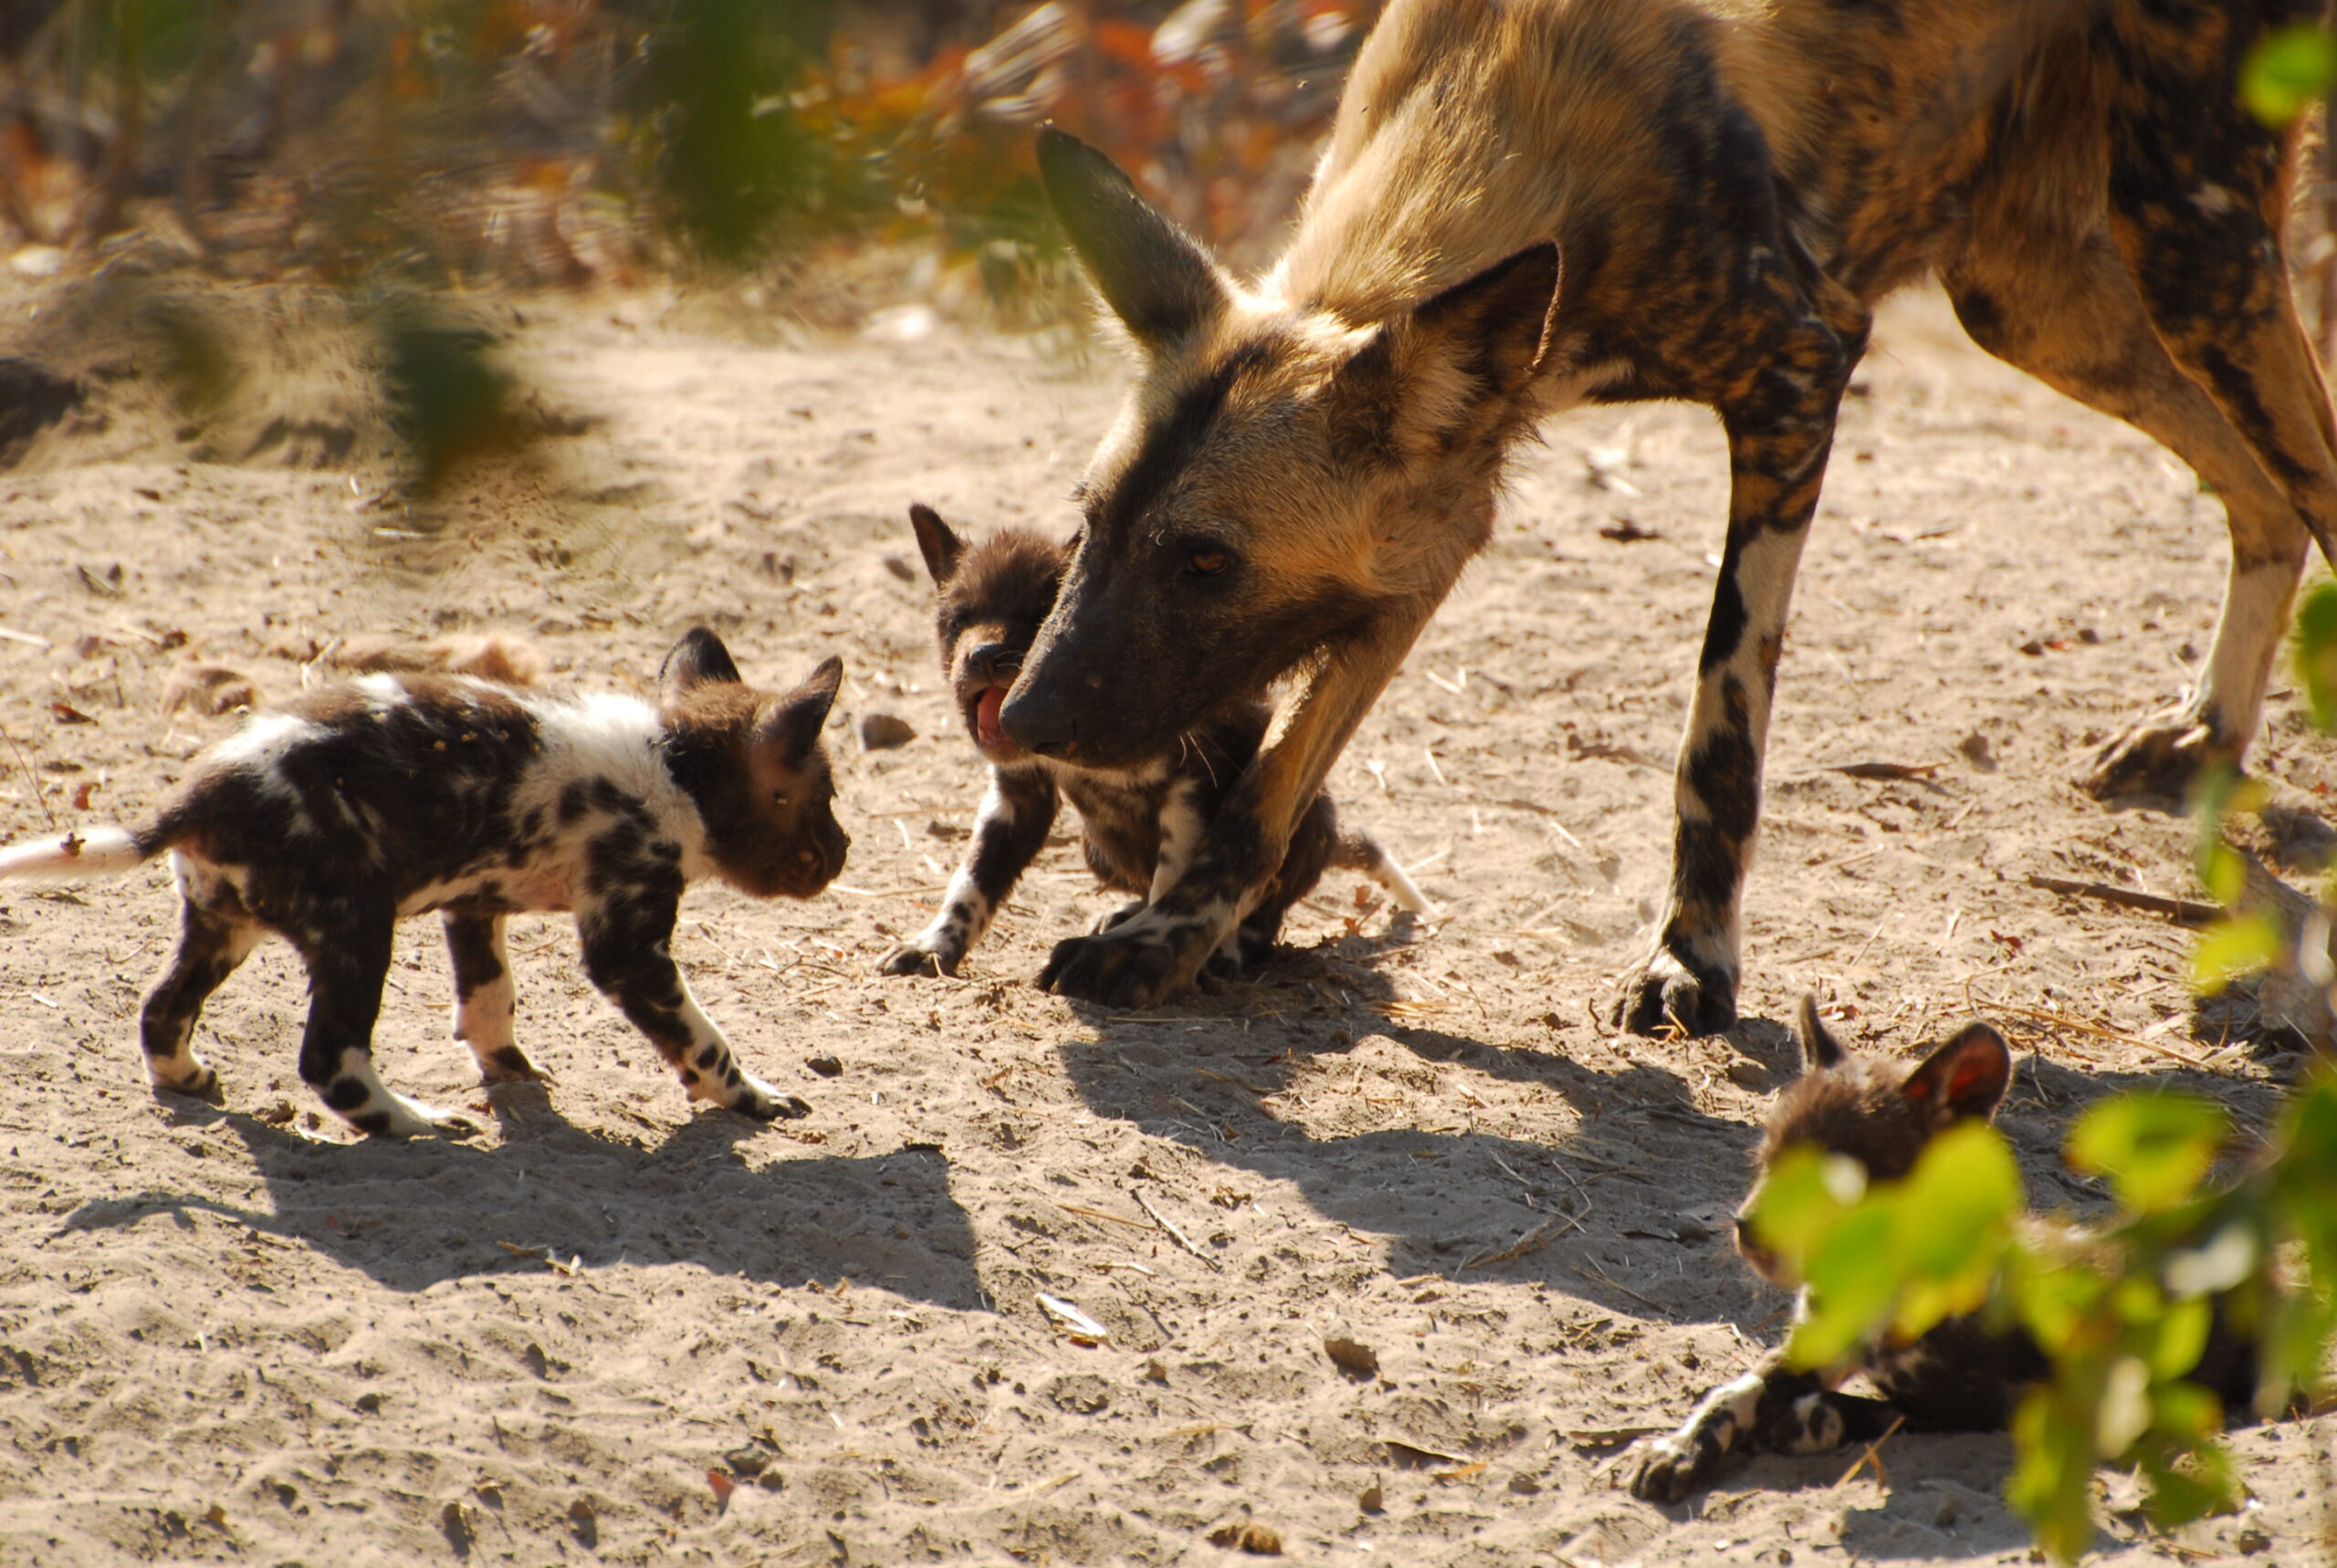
[1795,994,1847,1073]
[1038,126,1231,351]
[660,626,743,701]
[1321,242,1561,465]
[908,503,964,587]
[1900,1021,2012,1126]
[755,654,844,765]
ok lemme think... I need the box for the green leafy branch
[1750,1079,2335,1563]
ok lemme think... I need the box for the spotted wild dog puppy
[1627,998,2269,1501]
[879,504,1428,981]
[1001,0,2337,1022]
[0,630,848,1137]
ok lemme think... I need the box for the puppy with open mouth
[880,504,1428,987]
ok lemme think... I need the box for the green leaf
[2189,911,2283,995]
[2197,841,2247,907]
[1743,1145,1864,1264]
[2141,1437,2238,1527]
[2010,1385,2100,1566]
[2144,1295,2213,1383]
[2149,1378,2226,1441]
[1789,1201,1902,1370]
[1896,1122,2023,1274]
[2296,580,2337,731]
[2242,24,2337,126]
[2068,1092,2230,1213]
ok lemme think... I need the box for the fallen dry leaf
[1322,1336,1378,1379]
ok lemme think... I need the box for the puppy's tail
[0,825,153,883]
[1331,831,1433,916]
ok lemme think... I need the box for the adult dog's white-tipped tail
[0,826,146,883]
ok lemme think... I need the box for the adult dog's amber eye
[1186,549,1231,577]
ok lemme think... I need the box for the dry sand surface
[0,274,2329,1566]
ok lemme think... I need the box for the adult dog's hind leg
[1945,225,2309,805]
[141,883,264,1097]
[1619,310,1863,1037]
[2101,24,2337,727]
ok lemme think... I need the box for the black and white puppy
[0,629,847,1137]
[881,504,1427,984]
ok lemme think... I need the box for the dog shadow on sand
[56,1087,982,1309]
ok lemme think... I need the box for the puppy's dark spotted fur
[880,504,1426,983]
[1629,998,2269,1501]
[0,630,847,1137]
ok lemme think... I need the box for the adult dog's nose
[998,681,1077,759]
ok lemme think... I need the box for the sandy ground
[0,272,2329,1566]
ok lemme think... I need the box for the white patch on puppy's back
[209,710,329,776]
[516,691,712,873]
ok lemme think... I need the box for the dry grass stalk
[1132,1189,1222,1272]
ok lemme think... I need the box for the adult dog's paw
[1615,947,1737,1037]
[2081,716,2232,810]
[1038,923,1198,1009]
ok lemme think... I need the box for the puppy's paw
[477,1044,549,1085]
[150,1058,223,1102]
[878,943,954,978]
[730,1072,812,1122]
[350,1094,481,1139]
[1624,1432,1706,1503]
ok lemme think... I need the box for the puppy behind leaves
[1628,999,2270,1501]
[882,503,1427,986]
[0,629,847,1137]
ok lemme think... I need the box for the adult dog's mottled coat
[0,631,848,1136]
[881,504,1425,980]
[1005,0,2337,1024]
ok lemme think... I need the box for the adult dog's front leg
[1619,330,1858,1036]
[1039,616,1428,1007]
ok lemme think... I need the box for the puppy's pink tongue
[977,687,1006,747]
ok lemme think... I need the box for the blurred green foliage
[0,0,1372,291]
[2243,22,2337,126]
[1750,1075,2333,1563]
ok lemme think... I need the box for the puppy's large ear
[909,503,964,587]
[1795,994,1848,1073]
[1900,1022,2012,1127]
[1038,126,1231,351]
[753,655,844,765]
[661,627,743,701]
[1321,243,1560,466]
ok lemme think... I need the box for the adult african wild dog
[880,503,1428,979]
[1626,998,2274,1500]
[0,631,848,1137]
[1003,0,2337,1027]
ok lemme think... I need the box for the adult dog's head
[999,129,1559,769]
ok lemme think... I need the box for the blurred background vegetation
[0,0,1374,310]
